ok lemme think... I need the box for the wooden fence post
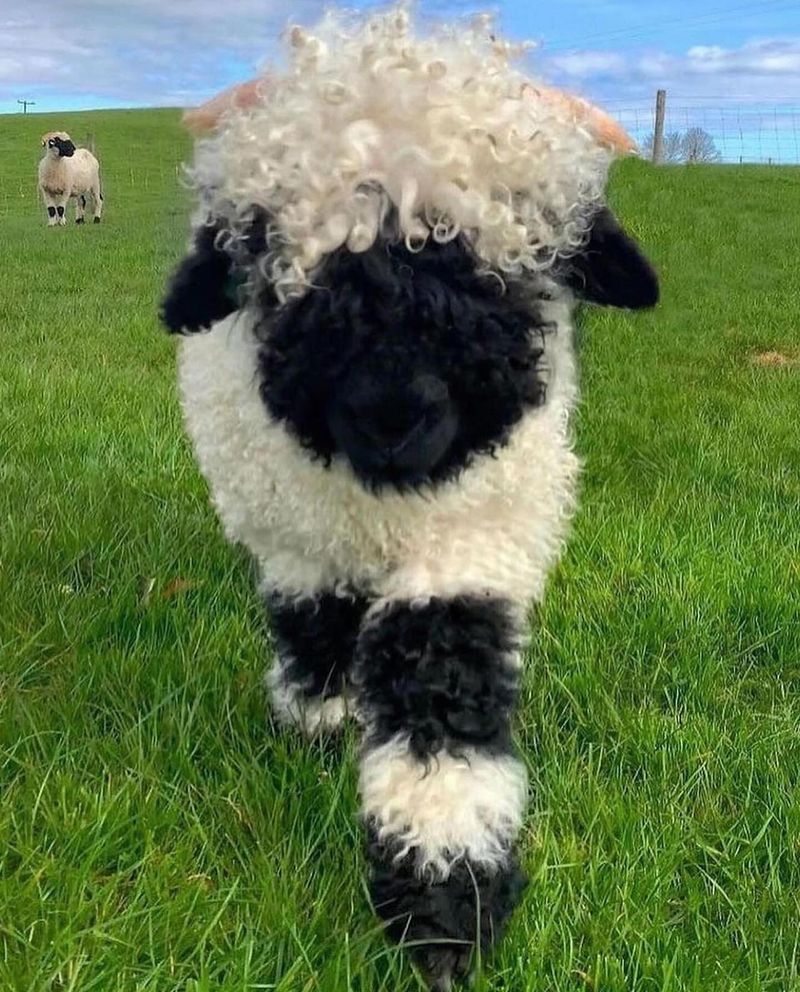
[652,90,667,165]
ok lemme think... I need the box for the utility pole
[652,89,666,165]
[17,99,36,114]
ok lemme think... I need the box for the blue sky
[2,1,799,160]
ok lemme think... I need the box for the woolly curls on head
[181,4,638,302]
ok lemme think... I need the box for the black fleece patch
[257,235,551,491]
[268,590,369,699]
[354,596,520,761]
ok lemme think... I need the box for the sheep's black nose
[328,372,458,484]
[343,374,449,452]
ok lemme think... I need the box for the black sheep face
[256,237,551,490]
[161,207,659,491]
[44,135,76,158]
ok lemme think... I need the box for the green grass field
[2,107,800,992]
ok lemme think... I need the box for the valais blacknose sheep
[39,132,103,226]
[161,8,659,988]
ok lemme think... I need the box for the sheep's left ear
[563,207,659,310]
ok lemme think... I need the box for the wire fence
[0,160,188,220]
[3,98,799,222]
[606,100,800,165]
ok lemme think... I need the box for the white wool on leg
[265,655,353,735]
[360,735,528,878]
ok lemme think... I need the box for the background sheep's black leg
[42,192,67,226]
[354,596,529,990]
[265,590,369,735]
[92,182,104,222]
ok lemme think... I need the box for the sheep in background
[161,7,659,989]
[38,132,103,226]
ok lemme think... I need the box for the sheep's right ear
[563,206,659,310]
[160,210,270,334]
[160,222,240,334]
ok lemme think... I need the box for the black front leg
[266,589,369,735]
[354,596,529,990]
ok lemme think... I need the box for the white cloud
[3,3,800,115]
[0,0,329,109]
[542,36,800,105]
[686,39,800,75]
[548,51,626,78]
[0,0,501,111]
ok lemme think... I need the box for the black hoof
[418,945,473,991]
[76,217,85,224]
[369,834,528,990]
[93,216,101,224]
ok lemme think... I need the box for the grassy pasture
[1,108,800,991]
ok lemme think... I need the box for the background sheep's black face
[45,136,76,158]
[255,238,550,489]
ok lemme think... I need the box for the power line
[545,0,799,53]
[601,96,800,106]
[546,0,796,50]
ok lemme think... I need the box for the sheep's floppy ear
[160,222,236,334]
[160,211,268,334]
[563,207,659,310]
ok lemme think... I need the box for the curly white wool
[187,6,613,300]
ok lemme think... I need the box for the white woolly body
[178,290,579,611]
[38,148,100,199]
[38,138,103,225]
